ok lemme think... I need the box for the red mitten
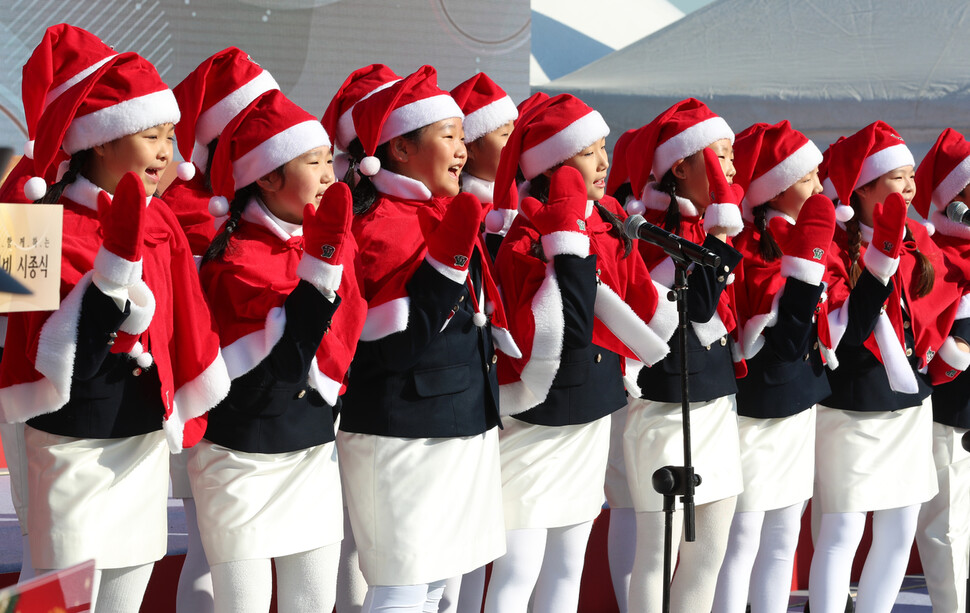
[774,194,836,286]
[864,191,907,283]
[419,191,483,272]
[94,172,147,291]
[702,147,744,237]
[519,165,590,257]
[297,182,354,294]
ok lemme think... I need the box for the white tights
[607,507,636,612]
[210,543,339,613]
[808,505,920,613]
[362,580,447,613]
[628,496,737,613]
[176,498,214,613]
[337,509,368,612]
[38,563,154,613]
[483,521,594,613]
[438,566,485,613]
[711,501,805,613]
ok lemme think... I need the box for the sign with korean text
[0,203,62,313]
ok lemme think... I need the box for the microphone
[623,214,722,268]
[962,429,970,453]
[946,201,970,226]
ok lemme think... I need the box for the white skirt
[499,415,611,530]
[188,440,343,565]
[736,408,815,512]
[814,398,937,513]
[605,405,634,509]
[0,422,29,535]
[337,428,505,586]
[25,427,170,569]
[624,395,743,512]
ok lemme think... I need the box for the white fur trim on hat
[856,143,915,189]
[781,254,826,286]
[821,176,838,200]
[932,156,970,211]
[930,208,970,239]
[463,95,518,143]
[63,89,181,154]
[520,111,610,180]
[745,141,823,207]
[336,79,400,150]
[380,94,464,145]
[233,120,330,188]
[195,70,279,161]
[653,116,734,179]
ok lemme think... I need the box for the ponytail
[657,170,681,235]
[200,183,258,266]
[202,138,218,194]
[905,224,935,298]
[593,201,633,258]
[36,150,91,204]
[753,203,783,262]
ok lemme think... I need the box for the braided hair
[36,150,91,204]
[752,203,783,262]
[347,126,428,216]
[655,169,681,235]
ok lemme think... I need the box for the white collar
[241,196,303,242]
[461,173,494,204]
[641,182,700,217]
[371,169,432,201]
[765,207,796,226]
[62,174,152,211]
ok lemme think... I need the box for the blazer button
[132,368,142,377]
[905,348,913,357]
[717,275,725,283]
[297,389,307,399]
[491,354,498,364]
[109,332,118,338]
[803,353,810,361]
[720,336,727,346]
[705,345,712,351]
[595,353,602,363]
[459,295,465,302]
[813,341,819,350]
[903,320,911,329]
[452,305,459,313]
[107,339,115,346]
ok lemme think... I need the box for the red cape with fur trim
[825,221,959,372]
[161,174,221,257]
[924,227,970,381]
[200,201,366,404]
[495,195,673,414]
[352,190,516,353]
[0,178,230,451]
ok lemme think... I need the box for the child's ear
[257,169,283,193]
[671,158,688,180]
[388,136,411,164]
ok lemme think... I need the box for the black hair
[201,165,285,266]
[36,150,92,204]
[347,126,429,216]
[655,169,681,235]
[752,203,783,262]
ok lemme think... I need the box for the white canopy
[537,0,970,159]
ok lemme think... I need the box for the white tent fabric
[530,0,683,86]
[537,0,970,160]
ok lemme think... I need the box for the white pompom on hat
[321,64,401,153]
[350,65,464,179]
[449,72,518,143]
[173,47,280,178]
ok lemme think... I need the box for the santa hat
[350,65,463,178]
[172,47,279,182]
[627,98,734,202]
[827,121,914,209]
[31,52,180,189]
[817,137,853,221]
[207,90,330,215]
[492,93,609,215]
[20,24,117,160]
[321,64,401,153]
[605,127,640,199]
[449,72,517,143]
[514,92,550,127]
[733,120,822,220]
[913,128,970,220]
